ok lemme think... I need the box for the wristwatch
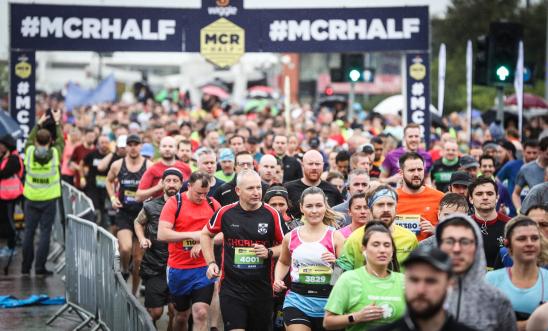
[267,248,274,258]
[348,315,355,324]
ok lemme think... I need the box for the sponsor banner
[10,50,36,153]
[10,4,185,52]
[12,2,428,53]
[405,53,431,149]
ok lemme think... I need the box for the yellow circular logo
[409,63,426,81]
[15,60,32,79]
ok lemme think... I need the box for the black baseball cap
[402,246,453,274]
[459,155,479,169]
[126,134,142,144]
[309,137,320,149]
[264,186,289,203]
[449,171,472,186]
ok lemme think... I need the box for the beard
[165,188,179,197]
[404,176,424,190]
[407,291,446,319]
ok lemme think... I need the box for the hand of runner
[190,244,202,258]
[139,238,151,249]
[419,217,434,234]
[38,112,50,125]
[111,197,122,209]
[206,263,220,279]
[273,279,287,293]
[253,244,269,258]
[321,251,336,264]
[354,302,384,322]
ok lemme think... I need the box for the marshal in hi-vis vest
[23,146,61,201]
[0,150,24,200]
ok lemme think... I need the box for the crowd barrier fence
[46,182,155,331]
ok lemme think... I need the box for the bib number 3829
[234,247,264,269]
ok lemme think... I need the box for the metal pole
[496,85,504,123]
[347,81,355,123]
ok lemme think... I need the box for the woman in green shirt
[324,221,405,330]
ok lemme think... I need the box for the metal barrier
[47,183,155,331]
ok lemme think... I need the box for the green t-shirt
[215,170,235,183]
[325,267,405,331]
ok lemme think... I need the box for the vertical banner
[437,43,446,116]
[10,50,36,153]
[405,53,431,149]
[466,40,473,144]
[514,41,524,141]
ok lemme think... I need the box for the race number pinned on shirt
[298,266,332,285]
[96,175,106,188]
[395,214,421,234]
[123,190,137,204]
[234,247,264,269]
[182,239,196,251]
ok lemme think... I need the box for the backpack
[174,191,216,220]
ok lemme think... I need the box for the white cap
[116,135,127,148]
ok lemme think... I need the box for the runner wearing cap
[274,187,345,330]
[215,148,236,182]
[459,155,479,179]
[133,168,183,327]
[201,170,285,331]
[136,136,191,202]
[337,185,417,271]
[371,246,478,331]
[448,171,473,197]
[158,171,221,331]
[106,133,152,294]
[264,185,300,229]
[324,221,405,330]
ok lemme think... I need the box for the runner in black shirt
[284,150,344,219]
[82,135,111,228]
[201,170,285,331]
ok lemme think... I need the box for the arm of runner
[157,221,202,242]
[324,304,384,330]
[201,226,220,279]
[273,233,291,293]
[106,160,122,209]
[511,185,522,212]
[419,217,435,235]
[78,160,87,188]
[135,178,163,202]
[133,208,151,249]
[97,153,113,172]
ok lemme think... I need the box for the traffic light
[324,86,334,96]
[474,35,489,85]
[342,54,364,82]
[488,22,523,85]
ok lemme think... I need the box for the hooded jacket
[435,213,517,331]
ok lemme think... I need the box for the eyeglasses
[440,238,475,248]
[237,162,253,167]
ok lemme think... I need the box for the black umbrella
[0,111,22,138]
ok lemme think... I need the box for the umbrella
[317,95,348,108]
[373,94,439,116]
[504,93,548,109]
[248,85,274,98]
[0,111,22,138]
[201,85,230,100]
[244,99,279,114]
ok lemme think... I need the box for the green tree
[431,0,546,113]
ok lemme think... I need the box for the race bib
[182,239,196,251]
[395,214,421,234]
[234,247,264,269]
[298,265,332,285]
[123,190,137,204]
[96,175,106,188]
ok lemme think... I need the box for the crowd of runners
[1,92,548,331]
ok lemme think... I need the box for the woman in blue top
[485,216,548,331]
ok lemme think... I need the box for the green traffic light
[496,65,510,81]
[348,69,361,82]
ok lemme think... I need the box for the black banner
[405,53,431,149]
[10,50,36,153]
